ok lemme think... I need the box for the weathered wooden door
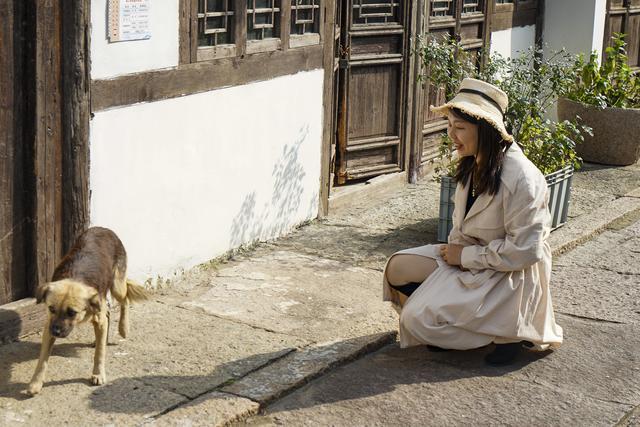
[411,0,490,179]
[0,0,32,305]
[334,0,411,184]
[1,0,90,340]
[604,0,640,71]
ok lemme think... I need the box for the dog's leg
[91,308,109,385]
[118,297,130,339]
[111,266,130,338]
[27,320,56,396]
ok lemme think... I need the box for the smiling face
[447,110,479,159]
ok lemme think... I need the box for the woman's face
[447,112,479,158]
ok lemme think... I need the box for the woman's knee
[385,253,437,286]
[385,253,408,286]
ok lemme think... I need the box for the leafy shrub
[564,33,640,109]
[416,35,590,177]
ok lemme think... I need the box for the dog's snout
[50,324,63,336]
[50,323,70,337]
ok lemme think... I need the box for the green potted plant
[558,33,640,165]
[416,36,590,241]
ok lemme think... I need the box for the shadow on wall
[230,125,317,249]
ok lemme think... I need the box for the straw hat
[430,78,513,143]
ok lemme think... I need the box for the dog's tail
[126,279,151,303]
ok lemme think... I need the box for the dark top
[465,173,477,217]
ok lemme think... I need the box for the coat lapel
[463,190,494,223]
[460,144,524,223]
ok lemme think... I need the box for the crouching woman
[382,78,563,366]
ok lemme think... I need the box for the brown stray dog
[27,227,149,396]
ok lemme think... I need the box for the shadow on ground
[263,343,551,415]
[85,338,548,416]
[0,339,89,399]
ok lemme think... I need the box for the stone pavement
[0,162,639,426]
[242,215,640,426]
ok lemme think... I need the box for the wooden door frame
[326,1,417,188]
[407,0,495,183]
[0,0,90,342]
[319,0,337,217]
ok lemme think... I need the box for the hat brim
[431,99,514,143]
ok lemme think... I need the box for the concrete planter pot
[557,97,640,166]
[437,166,574,242]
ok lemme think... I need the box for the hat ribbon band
[458,88,504,116]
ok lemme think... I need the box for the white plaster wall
[490,25,536,59]
[543,0,607,62]
[592,0,608,59]
[89,70,324,281]
[91,0,179,79]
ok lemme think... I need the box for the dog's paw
[118,324,129,339]
[26,382,43,396]
[91,373,106,385]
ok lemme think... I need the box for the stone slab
[148,391,259,427]
[550,195,640,256]
[222,332,396,404]
[0,302,304,425]
[248,343,630,427]
[512,315,640,407]
[551,264,640,324]
[551,220,640,324]
[179,251,398,342]
[0,377,186,427]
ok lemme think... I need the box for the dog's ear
[35,283,50,304]
[88,291,102,313]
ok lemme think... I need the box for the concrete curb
[152,332,397,426]
[146,187,640,426]
[550,190,640,256]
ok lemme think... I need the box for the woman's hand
[440,244,464,267]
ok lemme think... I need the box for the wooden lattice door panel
[605,0,640,71]
[335,0,409,184]
[412,0,489,175]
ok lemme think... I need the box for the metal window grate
[495,0,514,4]
[431,0,454,17]
[353,0,401,25]
[247,0,281,40]
[198,0,235,47]
[291,0,320,35]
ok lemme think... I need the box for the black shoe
[426,344,451,352]
[484,342,522,366]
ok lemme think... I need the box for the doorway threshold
[328,171,408,216]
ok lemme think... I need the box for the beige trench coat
[383,144,563,350]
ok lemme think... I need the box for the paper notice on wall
[108,0,151,43]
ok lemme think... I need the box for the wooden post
[319,0,337,217]
[61,0,91,254]
[405,0,420,184]
[33,0,64,287]
[535,0,545,48]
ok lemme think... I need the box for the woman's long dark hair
[451,107,508,196]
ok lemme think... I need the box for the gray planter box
[437,166,574,242]
[437,176,457,243]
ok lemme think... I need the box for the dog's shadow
[0,338,105,400]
